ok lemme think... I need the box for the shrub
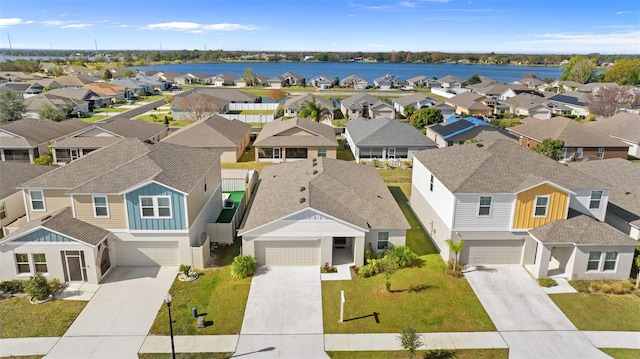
[230,255,258,279]
[0,279,26,293]
[360,160,368,165]
[600,284,612,294]
[538,277,558,287]
[179,264,191,276]
[24,272,53,301]
[364,242,376,262]
[33,154,53,165]
[371,158,380,168]
[590,281,602,291]
[611,281,632,294]
[49,278,62,293]
[568,280,590,293]
[398,326,423,359]
[387,246,417,268]
[321,262,337,273]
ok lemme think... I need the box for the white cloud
[513,31,640,53]
[144,21,257,32]
[400,1,417,7]
[42,20,65,26]
[0,18,23,28]
[61,23,92,29]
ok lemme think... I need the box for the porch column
[353,235,365,267]
[0,149,4,161]
[28,149,35,163]
[533,244,552,279]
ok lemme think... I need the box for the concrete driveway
[45,266,177,359]
[235,266,328,358]
[464,266,610,359]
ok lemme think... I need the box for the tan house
[585,112,640,158]
[253,117,338,162]
[283,94,335,120]
[161,115,251,163]
[445,92,492,116]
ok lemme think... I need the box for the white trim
[70,194,77,218]
[139,195,173,219]
[589,190,603,210]
[120,179,188,196]
[515,180,576,196]
[22,190,30,223]
[125,229,189,234]
[183,193,190,229]
[533,195,550,218]
[28,189,46,212]
[92,195,110,218]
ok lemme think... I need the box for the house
[238,157,410,266]
[253,117,338,162]
[52,75,100,89]
[46,88,112,111]
[23,93,89,118]
[507,116,629,160]
[50,117,168,164]
[283,94,335,119]
[437,75,464,88]
[547,92,589,118]
[308,75,334,89]
[0,119,89,163]
[505,93,572,119]
[344,117,437,163]
[372,74,401,89]
[109,78,154,96]
[410,140,637,280]
[340,93,395,119]
[405,75,429,87]
[282,72,305,86]
[160,114,251,163]
[512,77,546,89]
[267,75,286,88]
[570,159,640,240]
[585,112,640,157]
[445,92,492,116]
[340,75,368,90]
[392,93,439,117]
[213,73,240,87]
[426,119,517,147]
[0,138,223,284]
[83,82,127,103]
[0,162,54,233]
[171,88,257,121]
[134,75,172,91]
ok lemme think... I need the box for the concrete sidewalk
[325,332,508,351]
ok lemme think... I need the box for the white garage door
[255,240,320,266]
[115,241,179,266]
[460,240,524,265]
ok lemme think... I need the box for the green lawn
[94,107,129,113]
[139,354,232,359]
[599,349,640,359]
[139,94,168,102]
[337,140,355,161]
[388,186,438,256]
[0,297,86,338]
[133,116,191,128]
[332,119,348,127]
[327,349,508,359]
[148,266,251,336]
[221,142,273,174]
[550,293,640,331]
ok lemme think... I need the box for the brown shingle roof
[585,112,640,143]
[283,94,335,110]
[253,117,338,148]
[0,119,90,148]
[0,162,55,199]
[530,211,637,246]
[161,114,250,148]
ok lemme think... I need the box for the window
[377,232,389,250]
[447,141,454,147]
[459,141,465,145]
[526,139,531,148]
[318,148,327,157]
[0,201,5,220]
[33,253,47,273]
[576,147,583,159]
[429,174,434,192]
[604,252,618,271]
[15,253,30,274]
[203,176,208,193]
[597,147,605,159]
[139,196,172,218]
[285,148,308,159]
[92,196,109,218]
[587,251,601,271]
[561,147,575,160]
[478,196,492,216]
[534,196,549,217]
[589,191,603,209]
[29,190,45,211]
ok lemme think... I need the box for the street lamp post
[165,293,176,359]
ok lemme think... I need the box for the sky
[0,0,639,54]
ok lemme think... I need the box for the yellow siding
[513,183,568,229]
[73,195,127,229]
[28,189,72,220]
[187,160,221,226]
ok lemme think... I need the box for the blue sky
[1,0,639,54]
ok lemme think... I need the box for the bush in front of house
[386,246,417,268]
[568,280,590,293]
[24,273,53,301]
[230,255,258,279]
[0,279,26,293]
[538,277,558,287]
[569,279,633,294]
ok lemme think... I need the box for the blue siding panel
[13,228,74,243]
[125,183,186,230]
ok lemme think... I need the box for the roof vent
[312,158,317,162]
[475,143,484,148]
[300,186,306,192]
[313,170,318,174]
[312,162,318,167]
[299,197,306,203]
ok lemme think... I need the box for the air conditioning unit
[222,198,234,209]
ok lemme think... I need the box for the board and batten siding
[125,183,186,230]
[186,161,221,227]
[569,188,609,222]
[27,189,72,221]
[513,183,568,230]
[12,228,75,243]
[73,195,127,229]
[453,194,514,231]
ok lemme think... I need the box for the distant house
[283,94,335,120]
[171,88,257,121]
[267,75,286,88]
[46,88,112,110]
[340,74,368,90]
[213,73,240,87]
[109,78,154,96]
[372,74,401,90]
[507,116,630,160]
[23,93,89,118]
[437,75,464,88]
[83,82,127,103]
[253,117,338,162]
[344,117,437,163]
[445,92,492,116]
[585,112,640,158]
[161,115,251,163]
[308,75,334,89]
[405,75,429,87]
[392,93,439,117]
[52,75,100,89]
[426,118,517,148]
[547,92,589,118]
[282,72,305,86]
[340,93,395,119]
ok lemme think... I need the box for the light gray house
[340,74,368,90]
[283,94,335,119]
[392,93,439,117]
[340,93,395,120]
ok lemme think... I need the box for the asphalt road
[94,98,168,123]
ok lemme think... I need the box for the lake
[133,62,563,84]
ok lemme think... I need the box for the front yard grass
[133,116,191,128]
[139,353,233,359]
[599,349,640,359]
[327,349,508,359]
[337,139,355,161]
[549,293,640,331]
[220,142,274,174]
[148,266,251,336]
[94,107,129,113]
[0,297,86,338]
[322,254,495,334]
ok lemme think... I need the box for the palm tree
[300,99,331,122]
[445,239,465,269]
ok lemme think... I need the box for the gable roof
[239,157,410,234]
[172,88,257,110]
[340,93,384,109]
[508,116,628,147]
[283,94,335,111]
[412,139,609,194]
[161,114,251,148]
[530,211,637,246]
[393,93,431,107]
[0,162,55,199]
[346,117,437,147]
[548,92,587,107]
[82,82,126,96]
[428,119,476,139]
[0,119,90,148]
[253,117,338,147]
[446,92,490,110]
[585,112,640,143]
[51,118,166,149]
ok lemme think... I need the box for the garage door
[115,241,179,266]
[255,240,320,266]
[460,240,524,265]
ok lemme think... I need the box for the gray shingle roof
[508,117,629,147]
[283,94,335,111]
[340,93,384,109]
[345,117,437,147]
[50,136,122,149]
[239,157,410,234]
[530,211,637,246]
[253,117,338,148]
[0,119,90,148]
[161,114,251,148]
[392,93,430,107]
[585,112,640,143]
[411,139,610,194]
[0,162,55,199]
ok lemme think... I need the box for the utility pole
[95,39,98,58]
[160,42,162,61]
[7,33,14,59]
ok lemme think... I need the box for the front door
[387,147,396,159]
[63,251,87,282]
[70,149,80,161]
[273,148,281,160]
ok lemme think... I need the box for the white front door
[63,251,87,282]
[70,149,80,161]
[273,148,281,159]
[388,147,396,159]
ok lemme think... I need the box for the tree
[463,73,482,86]
[560,56,597,84]
[533,138,564,160]
[379,256,399,292]
[445,239,464,270]
[0,90,26,123]
[243,67,257,86]
[33,154,53,165]
[179,93,218,122]
[268,89,287,103]
[398,327,423,359]
[300,99,331,122]
[586,85,638,118]
[410,107,443,129]
[102,69,113,81]
[123,69,134,78]
[604,59,640,86]
[403,105,416,119]
[38,103,66,122]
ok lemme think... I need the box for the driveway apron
[464,266,610,359]
[45,266,176,359]
[235,266,328,358]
